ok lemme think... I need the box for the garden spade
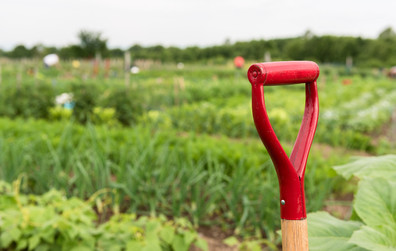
[247,61,319,250]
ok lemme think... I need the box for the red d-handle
[247,61,319,220]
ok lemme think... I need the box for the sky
[1,0,396,50]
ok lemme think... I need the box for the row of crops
[0,59,395,249]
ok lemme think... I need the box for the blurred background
[1,1,396,250]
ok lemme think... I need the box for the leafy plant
[97,215,207,251]
[308,155,396,250]
[49,106,73,121]
[0,178,207,251]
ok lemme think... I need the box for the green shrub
[0,82,54,119]
[102,86,144,126]
[71,83,98,124]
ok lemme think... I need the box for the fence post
[124,51,131,88]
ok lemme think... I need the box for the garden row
[0,117,341,240]
[2,144,395,250]
[1,64,395,152]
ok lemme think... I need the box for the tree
[58,45,83,59]
[77,30,108,58]
[7,45,34,58]
[378,27,396,40]
[109,48,124,58]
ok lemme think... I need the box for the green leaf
[145,221,161,242]
[354,178,396,229]
[159,225,175,243]
[0,227,21,248]
[242,241,262,251]
[70,246,92,251]
[352,178,396,249]
[172,234,189,251]
[126,240,144,251]
[182,231,197,246]
[0,233,13,248]
[28,235,41,250]
[308,211,365,251]
[0,195,17,210]
[194,238,208,251]
[142,242,162,251]
[350,226,396,251]
[35,244,49,251]
[223,236,239,246]
[16,238,28,250]
[333,155,396,180]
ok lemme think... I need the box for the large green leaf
[333,155,396,180]
[354,178,396,229]
[352,178,396,249]
[307,211,365,251]
[350,226,396,251]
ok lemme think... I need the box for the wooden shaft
[281,219,308,251]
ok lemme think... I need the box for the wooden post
[346,56,353,68]
[124,51,131,88]
[264,51,271,62]
[281,219,308,251]
[93,52,101,78]
[16,64,22,89]
[34,66,39,86]
[346,56,353,75]
[104,58,110,79]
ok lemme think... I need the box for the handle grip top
[248,61,319,86]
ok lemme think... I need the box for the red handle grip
[247,61,319,86]
[247,61,320,220]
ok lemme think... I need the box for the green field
[0,59,395,250]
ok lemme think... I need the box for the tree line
[1,28,396,67]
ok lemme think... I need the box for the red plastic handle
[247,61,319,220]
[247,61,319,86]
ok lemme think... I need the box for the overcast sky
[1,0,395,50]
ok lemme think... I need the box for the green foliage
[98,215,207,251]
[102,86,144,126]
[49,106,73,121]
[0,61,395,153]
[308,155,396,250]
[0,117,335,239]
[333,155,396,180]
[0,179,98,250]
[350,178,396,250]
[0,179,207,251]
[0,82,54,119]
[224,236,278,251]
[92,107,118,126]
[0,60,395,248]
[308,212,364,251]
[71,83,98,123]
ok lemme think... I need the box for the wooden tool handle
[281,219,308,251]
